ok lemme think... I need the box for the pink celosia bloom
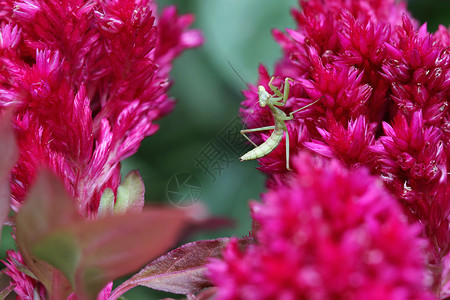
[3,245,115,300]
[442,253,450,299]
[0,0,202,298]
[370,111,446,228]
[374,16,450,272]
[0,0,202,217]
[239,0,449,293]
[209,152,434,300]
[3,250,47,299]
[241,0,414,174]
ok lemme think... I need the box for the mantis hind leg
[285,130,291,171]
[288,96,324,119]
[241,126,275,148]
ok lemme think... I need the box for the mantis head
[258,85,269,107]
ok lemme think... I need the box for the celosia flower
[3,247,114,299]
[0,0,202,298]
[0,0,202,217]
[3,250,46,299]
[241,0,413,174]
[209,152,434,300]
[442,253,450,299]
[305,114,377,167]
[239,0,449,293]
[374,16,450,273]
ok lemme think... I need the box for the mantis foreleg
[268,77,283,98]
[268,77,295,106]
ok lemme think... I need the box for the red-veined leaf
[109,238,252,299]
[15,170,78,299]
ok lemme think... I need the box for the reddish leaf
[17,171,193,300]
[15,170,78,298]
[0,110,18,176]
[109,238,243,299]
[0,284,14,299]
[0,271,16,299]
[0,110,18,235]
[0,180,11,229]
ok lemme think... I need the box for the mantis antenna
[228,60,248,88]
[227,60,264,130]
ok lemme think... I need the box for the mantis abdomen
[240,128,285,161]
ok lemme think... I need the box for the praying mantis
[240,77,321,170]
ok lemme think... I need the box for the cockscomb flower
[442,253,450,299]
[381,16,449,126]
[434,24,450,47]
[241,3,395,174]
[209,152,434,300]
[0,0,202,298]
[372,111,445,201]
[305,115,377,168]
[2,250,47,299]
[241,0,413,174]
[370,111,449,269]
[242,51,374,174]
[239,0,449,295]
[375,15,450,273]
[0,0,202,217]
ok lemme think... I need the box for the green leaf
[115,171,145,214]
[32,230,80,285]
[15,171,79,298]
[98,188,115,217]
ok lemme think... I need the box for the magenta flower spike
[1,0,202,217]
[209,153,435,300]
[238,0,449,296]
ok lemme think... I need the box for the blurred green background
[1,0,450,299]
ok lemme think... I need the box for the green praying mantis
[240,77,322,170]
